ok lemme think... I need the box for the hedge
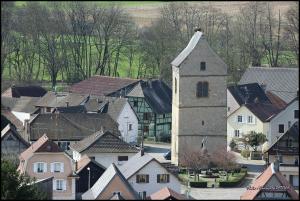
[219,172,247,187]
[190,181,207,188]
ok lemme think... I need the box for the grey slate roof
[29,113,120,141]
[2,85,47,98]
[81,163,139,200]
[228,83,271,105]
[70,130,139,154]
[55,105,86,113]
[106,98,128,121]
[35,91,88,108]
[119,151,156,179]
[1,124,30,147]
[2,96,40,114]
[127,80,172,114]
[245,102,282,122]
[239,67,299,103]
[171,31,203,67]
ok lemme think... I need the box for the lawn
[178,169,247,188]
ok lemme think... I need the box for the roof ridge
[93,75,139,81]
[249,66,299,70]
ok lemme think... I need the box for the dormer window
[200,62,206,71]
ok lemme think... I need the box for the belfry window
[196,82,209,97]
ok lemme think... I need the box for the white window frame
[234,130,240,137]
[51,162,64,173]
[54,179,66,191]
[34,162,47,173]
[237,115,243,123]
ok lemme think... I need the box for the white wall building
[119,152,181,198]
[268,97,299,145]
[70,130,139,168]
[107,98,139,144]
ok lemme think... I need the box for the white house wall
[127,160,181,197]
[227,89,240,117]
[11,111,30,126]
[269,100,299,144]
[117,101,138,143]
[227,106,269,149]
[87,152,137,168]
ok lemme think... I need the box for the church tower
[171,30,227,165]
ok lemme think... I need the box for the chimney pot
[194,28,202,32]
[141,149,144,156]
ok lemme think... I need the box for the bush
[219,172,247,187]
[190,181,207,188]
[229,140,237,150]
[241,149,250,158]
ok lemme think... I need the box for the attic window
[200,62,206,71]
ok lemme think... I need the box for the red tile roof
[266,91,287,110]
[19,134,61,161]
[69,75,140,96]
[149,187,186,200]
[240,163,299,200]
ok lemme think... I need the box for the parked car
[163,150,171,160]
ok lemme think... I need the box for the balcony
[279,163,299,172]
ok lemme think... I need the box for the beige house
[227,102,280,151]
[171,30,227,165]
[82,163,139,200]
[18,134,78,200]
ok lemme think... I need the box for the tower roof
[171,31,203,67]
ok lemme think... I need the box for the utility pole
[87,167,91,189]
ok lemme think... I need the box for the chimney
[141,148,144,156]
[148,79,152,88]
[194,28,202,32]
[260,83,266,92]
[273,159,280,172]
[73,160,78,172]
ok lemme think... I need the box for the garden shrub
[190,181,207,188]
[241,149,250,158]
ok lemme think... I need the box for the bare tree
[284,4,299,66]
[180,149,210,181]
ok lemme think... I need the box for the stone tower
[171,31,227,165]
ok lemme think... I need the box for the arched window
[196,81,209,97]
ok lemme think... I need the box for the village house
[1,85,47,98]
[75,155,106,198]
[17,134,78,200]
[126,79,172,142]
[227,95,298,150]
[69,75,140,97]
[227,83,282,117]
[35,91,89,114]
[239,67,299,104]
[1,96,40,126]
[1,124,30,160]
[106,97,139,144]
[81,163,139,200]
[171,30,227,165]
[267,96,299,144]
[240,162,298,200]
[265,121,299,189]
[70,130,139,168]
[227,100,281,150]
[148,187,186,200]
[26,113,119,150]
[119,151,181,198]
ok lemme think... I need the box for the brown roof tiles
[69,75,140,97]
[149,187,186,200]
